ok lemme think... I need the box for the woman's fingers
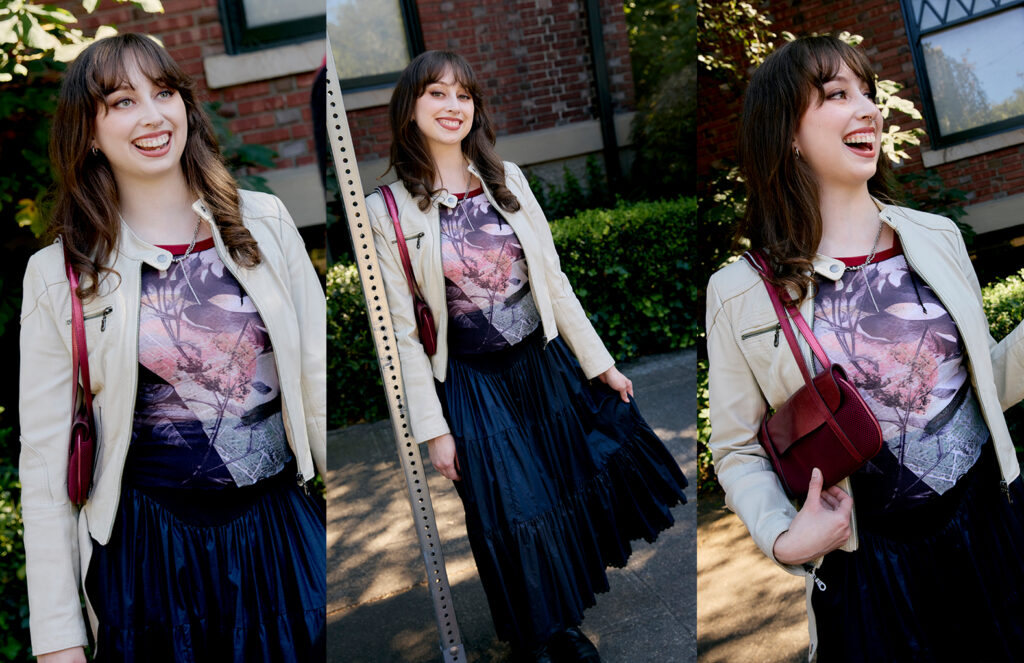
[805,467,824,503]
[427,434,461,481]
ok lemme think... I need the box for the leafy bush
[527,155,614,221]
[697,267,1024,494]
[327,197,698,427]
[550,197,699,359]
[326,263,387,428]
[983,268,1024,449]
[0,424,28,661]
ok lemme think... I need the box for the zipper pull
[100,306,112,331]
[296,473,310,496]
[1001,480,1013,504]
[416,234,422,249]
[773,324,781,347]
[804,564,827,591]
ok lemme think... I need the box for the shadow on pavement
[696,492,807,663]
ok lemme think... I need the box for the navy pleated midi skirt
[85,467,326,662]
[812,446,1024,662]
[438,331,688,648]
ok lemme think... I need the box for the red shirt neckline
[833,234,902,267]
[455,187,485,200]
[156,237,215,256]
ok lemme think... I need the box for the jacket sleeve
[366,192,450,444]
[706,273,803,576]
[505,163,615,378]
[18,253,90,655]
[274,197,327,477]
[953,229,1024,411]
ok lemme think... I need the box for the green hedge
[983,268,1024,449]
[697,266,1024,495]
[327,196,698,428]
[0,425,28,661]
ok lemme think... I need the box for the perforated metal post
[325,41,467,663]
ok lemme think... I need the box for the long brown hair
[50,33,260,300]
[387,50,519,213]
[737,35,893,302]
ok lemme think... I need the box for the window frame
[218,0,326,55]
[330,0,425,91]
[900,0,1024,148]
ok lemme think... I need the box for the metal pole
[324,40,467,663]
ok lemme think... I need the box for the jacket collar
[115,198,214,270]
[811,197,891,282]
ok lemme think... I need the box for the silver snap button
[157,254,168,263]
[829,264,840,273]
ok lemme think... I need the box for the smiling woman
[19,34,327,662]
[705,35,1024,662]
[365,50,689,662]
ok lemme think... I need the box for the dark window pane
[244,0,322,28]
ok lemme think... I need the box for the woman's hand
[38,647,86,663]
[427,434,460,481]
[598,366,633,403]
[772,468,853,566]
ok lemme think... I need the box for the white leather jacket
[18,191,327,655]
[706,203,1024,657]
[366,161,615,444]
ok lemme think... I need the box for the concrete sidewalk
[695,493,806,663]
[326,349,697,662]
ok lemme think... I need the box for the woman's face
[792,61,882,192]
[412,67,475,155]
[92,60,188,185]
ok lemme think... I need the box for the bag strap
[742,250,865,462]
[377,185,426,302]
[741,250,831,374]
[63,247,93,418]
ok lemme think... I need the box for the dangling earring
[793,145,801,160]
[91,145,99,156]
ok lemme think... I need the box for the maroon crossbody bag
[377,185,438,356]
[742,250,883,499]
[64,250,96,505]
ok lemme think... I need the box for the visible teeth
[843,133,873,145]
[134,134,169,149]
[438,119,461,129]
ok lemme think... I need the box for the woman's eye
[827,89,846,100]
[459,94,471,101]
[113,98,133,108]
[157,89,175,99]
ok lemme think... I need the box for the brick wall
[57,0,319,172]
[346,0,635,163]
[698,0,1024,214]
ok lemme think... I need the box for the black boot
[548,626,601,662]
[513,641,556,663]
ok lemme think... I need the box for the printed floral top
[440,188,541,354]
[813,239,988,516]
[126,237,291,489]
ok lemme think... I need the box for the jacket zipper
[741,323,781,346]
[66,306,114,331]
[803,564,827,591]
[897,221,1012,502]
[392,231,425,249]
